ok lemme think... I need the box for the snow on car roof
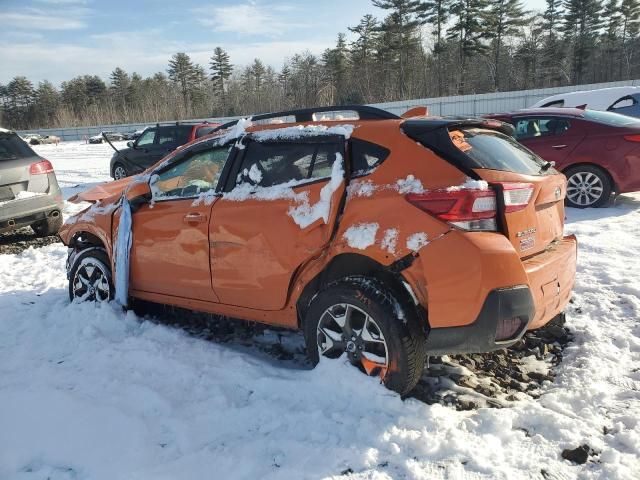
[0,127,11,133]
[531,86,640,110]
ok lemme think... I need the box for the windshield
[451,128,553,175]
[583,110,640,127]
[0,132,37,161]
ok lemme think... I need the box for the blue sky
[0,0,547,86]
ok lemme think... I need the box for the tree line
[1,0,639,130]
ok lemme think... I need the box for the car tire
[304,276,427,395]
[564,165,612,208]
[113,163,128,180]
[31,214,63,237]
[68,249,113,303]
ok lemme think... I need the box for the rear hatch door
[0,131,45,201]
[404,120,567,258]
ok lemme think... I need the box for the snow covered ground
[0,141,639,479]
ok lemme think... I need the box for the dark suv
[110,123,220,179]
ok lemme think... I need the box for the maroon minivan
[485,108,640,208]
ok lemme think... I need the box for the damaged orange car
[60,106,577,394]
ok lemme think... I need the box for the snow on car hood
[67,176,134,203]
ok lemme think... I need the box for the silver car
[0,128,64,236]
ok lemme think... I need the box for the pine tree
[447,0,490,94]
[6,76,35,128]
[322,33,349,103]
[209,47,233,111]
[109,67,130,107]
[620,0,640,77]
[420,0,452,96]
[34,81,60,127]
[562,0,604,84]
[349,14,380,100]
[167,52,198,113]
[373,0,426,98]
[601,0,621,80]
[541,0,565,86]
[485,0,529,90]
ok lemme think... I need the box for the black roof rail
[210,105,399,134]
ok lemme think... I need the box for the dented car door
[128,145,232,301]
[210,135,346,311]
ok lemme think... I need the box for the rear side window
[234,140,342,188]
[449,128,551,175]
[0,132,36,161]
[514,117,571,140]
[157,126,190,146]
[608,96,637,110]
[350,138,390,176]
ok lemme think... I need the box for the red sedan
[485,108,640,208]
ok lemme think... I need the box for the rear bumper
[425,286,535,355]
[0,192,63,232]
[421,234,577,355]
[524,235,577,330]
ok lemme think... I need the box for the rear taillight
[29,160,54,175]
[405,189,498,231]
[406,182,534,231]
[623,134,640,143]
[501,182,534,213]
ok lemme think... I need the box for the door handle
[183,213,207,224]
[552,144,568,149]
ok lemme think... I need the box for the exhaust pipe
[49,210,61,218]
[8,219,15,227]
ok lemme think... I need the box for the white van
[531,86,640,117]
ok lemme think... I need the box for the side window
[234,141,342,188]
[608,95,637,110]
[350,138,390,176]
[136,129,156,147]
[151,146,231,200]
[514,118,571,140]
[157,127,179,146]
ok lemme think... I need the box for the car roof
[487,108,588,118]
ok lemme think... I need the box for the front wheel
[68,249,113,303]
[564,165,612,208]
[113,163,128,180]
[304,276,427,395]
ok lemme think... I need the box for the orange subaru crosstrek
[60,106,577,394]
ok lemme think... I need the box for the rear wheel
[113,163,128,180]
[304,276,427,395]
[68,249,113,303]
[564,165,612,208]
[31,214,62,237]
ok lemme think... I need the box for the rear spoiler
[402,118,515,137]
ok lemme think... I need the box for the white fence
[17,79,640,142]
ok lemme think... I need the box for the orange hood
[68,177,134,203]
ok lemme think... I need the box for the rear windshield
[0,132,36,161]
[450,128,552,175]
[582,110,640,127]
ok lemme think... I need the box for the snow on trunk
[114,197,132,306]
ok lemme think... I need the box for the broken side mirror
[125,179,151,209]
[127,141,134,148]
